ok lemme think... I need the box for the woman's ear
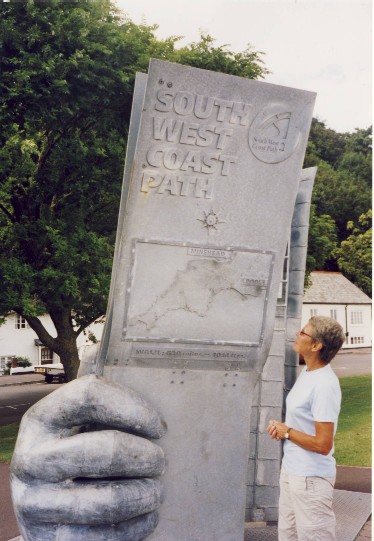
[311,340,324,353]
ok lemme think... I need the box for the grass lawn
[0,375,371,467]
[0,423,20,464]
[334,374,372,467]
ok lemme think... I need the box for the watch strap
[285,427,293,440]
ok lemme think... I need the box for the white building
[0,312,104,374]
[302,271,372,348]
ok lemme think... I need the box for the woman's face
[293,323,315,356]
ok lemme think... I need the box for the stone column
[247,167,317,523]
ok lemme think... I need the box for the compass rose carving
[197,209,225,232]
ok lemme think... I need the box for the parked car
[10,366,35,375]
[34,363,66,383]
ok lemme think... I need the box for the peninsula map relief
[124,241,274,345]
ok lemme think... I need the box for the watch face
[285,433,289,439]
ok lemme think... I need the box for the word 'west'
[153,116,234,149]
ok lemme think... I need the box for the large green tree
[0,0,268,380]
[306,205,338,274]
[304,120,372,285]
[334,210,372,297]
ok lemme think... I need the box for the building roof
[303,272,372,304]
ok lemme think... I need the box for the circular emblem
[197,209,225,232]
[248,104,301,164]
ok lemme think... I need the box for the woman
[267,315,345,541]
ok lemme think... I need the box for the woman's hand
[266,420,289,441]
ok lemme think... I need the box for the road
[0,382,61,426]
[332,348,372,377]
[297,347,372,378]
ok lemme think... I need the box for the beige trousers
[278,466,336,541]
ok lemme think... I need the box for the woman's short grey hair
[309,316,345,364]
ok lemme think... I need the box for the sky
[115,0,372,134]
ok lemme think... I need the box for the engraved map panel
[123,241,274,345]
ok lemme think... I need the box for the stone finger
[17,375,166,446]
[13,430,165,482]
[19,512,159,541]
[15,478,163,525]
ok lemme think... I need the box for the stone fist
[10,375,166,541]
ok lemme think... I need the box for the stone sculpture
[11,60,316,541]
[11,375,166,541]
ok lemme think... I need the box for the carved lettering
[147,90,252,199]
[152,116,232,150]
[195,177,214,198]
[163,148,184,169]
[146,145,237,176]
[230,102,253,126]
[187,247,231,259]
[157,174,180,195]
[195,125,216,147]
[180,177,197,196]
[220,154,238,176]
[173,91,195,115]
[179,150,202,172]
[200,153,220,174]
[242,278,267,287]
[215,126,234,149]
[131,345,248,362]
[154,89,174,112]
[155,90,253,125]
[194,95,215,119]
[214,98,236,121]
[180,123,200,145]
[153,117,183,142]
[141,170,214,199]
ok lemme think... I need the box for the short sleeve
[311,380,341,423]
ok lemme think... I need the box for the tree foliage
[304,119,372,290]
[306,205,338,274]
[0,0,269,380]
[172,34,269,79]
[333,211,372,297]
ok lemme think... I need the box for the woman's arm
[267,420,334,456]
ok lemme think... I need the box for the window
[350,336,364,345]
[310,309,317,316]
[15,315,29,329]
[41,347,53,364]
[351,311,363,325]
[330,309,337,320]
[0,356,14,372]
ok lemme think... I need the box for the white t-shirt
[282,364,341,477]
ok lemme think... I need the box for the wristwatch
[284,427,293,440]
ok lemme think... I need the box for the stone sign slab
[99,60,315,540]
[105,60,315,368]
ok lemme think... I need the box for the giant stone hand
[10,375,166,541]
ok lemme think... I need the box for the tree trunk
[55,340,80,382]
[23,308,81,382]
